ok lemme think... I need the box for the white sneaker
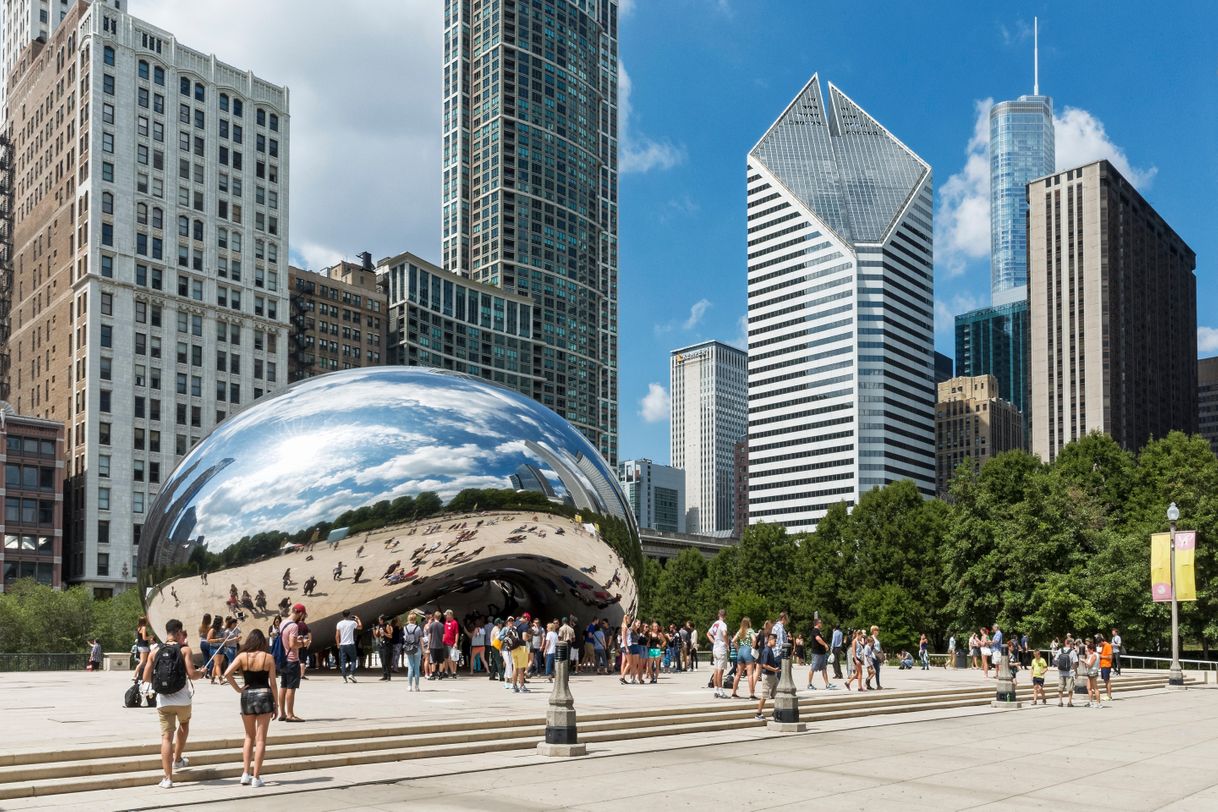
[251,777,265,788]
[158,778,173,789]
[173,756,189,770]
[240,773,251,786]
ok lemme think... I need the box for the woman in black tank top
[224,628,279,786]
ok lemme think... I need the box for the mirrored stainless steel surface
[138,367,640,645]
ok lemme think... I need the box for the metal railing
[1116,654,1218,672]
[0,652,87,672]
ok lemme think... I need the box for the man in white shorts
[707,609,729,699]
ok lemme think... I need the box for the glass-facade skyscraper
[745,75,935,531]
[989,94,1054,303]
[955,300,1031,438]
[442,0,620,463]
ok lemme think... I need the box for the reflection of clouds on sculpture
[138,367,640,642]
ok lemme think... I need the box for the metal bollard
[537,642,587,756]
[768,642,807,732]
[991,651,1022,709]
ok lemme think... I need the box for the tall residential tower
[746,75,935,531]
[442,0,619,463]
[670,340,746,536]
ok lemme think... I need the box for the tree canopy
[638,431,1218,656]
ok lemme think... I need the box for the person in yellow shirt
[1029,649,1049,705]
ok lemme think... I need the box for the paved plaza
[0,659,977,752]
[0,664,1214,810]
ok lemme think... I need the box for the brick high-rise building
[1029,161,1196,462]
[288,253,386,382]
[6,3,289,593]
[1,410,65,592]
[935,375,1023,496]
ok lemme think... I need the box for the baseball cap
[292,603,307,615]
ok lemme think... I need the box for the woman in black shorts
[224,628,279,787]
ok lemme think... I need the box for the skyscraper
[746,75,935,531]
[954,300,1030,438]
[953,22,1051,436]
[616,459,685,533]
[1029,160,1196,461]
[6,3,289,593]
[1199,357,1218,455]
[989,19,1054,303]
[670,340,746,536]
[441,0,619,463]
[935,374,1023,496]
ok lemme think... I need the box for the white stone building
[6,2,289,594]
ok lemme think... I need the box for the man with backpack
[401,613,424,691]
[1056,635,1079,707]
[142,618,199,789]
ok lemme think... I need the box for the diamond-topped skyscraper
[441,0,620,463]
[745,75,935,531]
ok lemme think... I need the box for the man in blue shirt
[754,633,780,721]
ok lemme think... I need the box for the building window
[103,46,115,65]
[103,73,115,95]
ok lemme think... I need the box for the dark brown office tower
[1199,356,1218,456]
[1030,160,1197,461]
[732,438,748,539]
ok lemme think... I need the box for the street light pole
[1167,502,1184,687]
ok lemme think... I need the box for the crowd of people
[133,600,1134,791]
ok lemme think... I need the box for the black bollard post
[768,641,807,732]
[537,642,587,756]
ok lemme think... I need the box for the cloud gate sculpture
[138,367,641,646]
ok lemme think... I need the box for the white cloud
[729,314,748,350]
[639,384,671,424]
[935,98,993,278]
[131,1,444,268]
[936,97,1154,280]
[682,298,712,330]
[618,0,636,14]
[934,291,982,338]
[1054,107,1156,188]
[618,63,685,173]
[1200,327,1218,355]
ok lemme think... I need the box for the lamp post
[1167,502,1184,687]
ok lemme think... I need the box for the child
[754,633,781,721]
[1029,648,1048,705]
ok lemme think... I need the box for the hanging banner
[1175,531,1197,602]
[1151,533,1172,602]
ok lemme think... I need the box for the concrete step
[0,675,1179,801]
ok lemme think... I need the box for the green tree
[651,549,707,628]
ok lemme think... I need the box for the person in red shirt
[442,609,460,678]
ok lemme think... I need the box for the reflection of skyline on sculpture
[138,368,640,643]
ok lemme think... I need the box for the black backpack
[500,626,519,651]
[151,643,188,695]
[123,679,143,708]
[1056,649,1073,671]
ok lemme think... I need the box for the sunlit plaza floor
[2,664,1213,811]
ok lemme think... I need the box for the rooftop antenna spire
[1033,16,1039,95]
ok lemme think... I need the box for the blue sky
[616,0,1218,463]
